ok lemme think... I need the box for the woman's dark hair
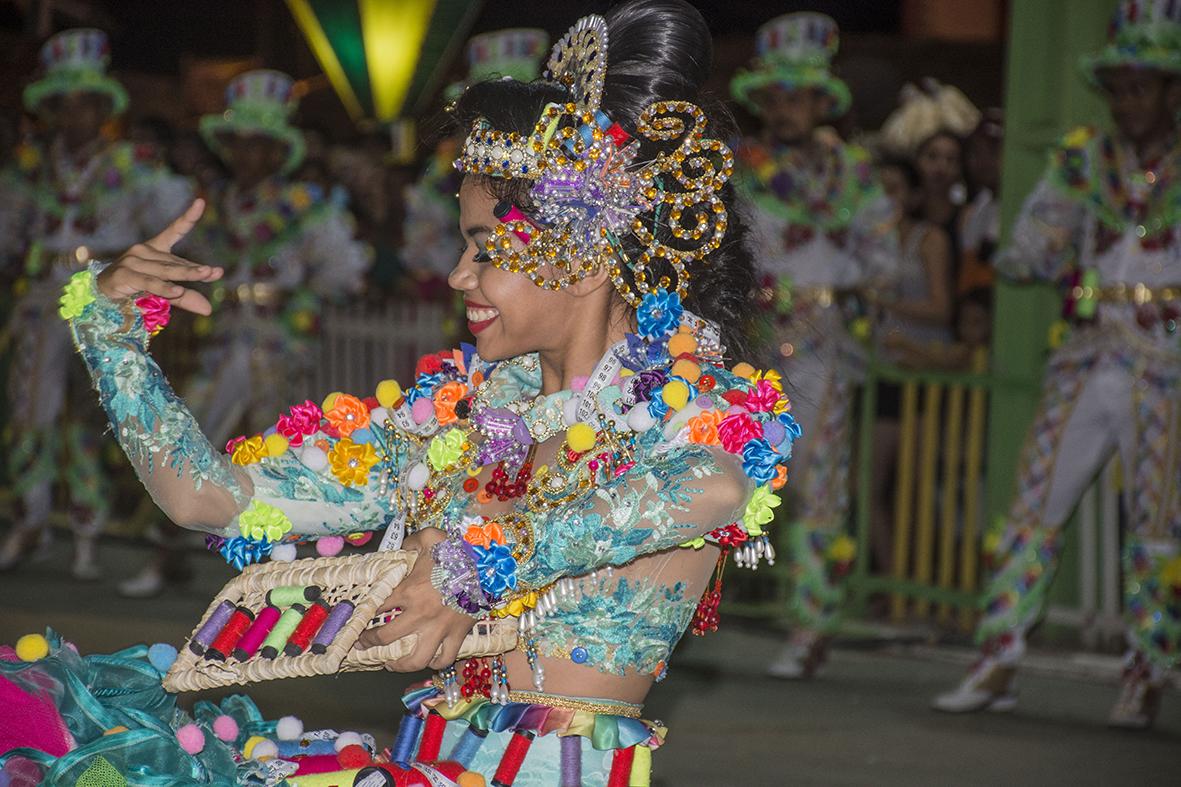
[451,0,758,357]
[877,155,921,191]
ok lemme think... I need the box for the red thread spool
[606,745,636,787]
[283,599,330,656]
[204,605,254,661]
[605,122,632,148]
[417,711,447,762]
[491,729,535,786]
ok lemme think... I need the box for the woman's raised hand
[96,199,224,316]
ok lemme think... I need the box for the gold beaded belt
[430,678,644,718]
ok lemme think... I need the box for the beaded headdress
[454,15,734,308]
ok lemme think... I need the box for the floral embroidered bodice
[64,272,797,680]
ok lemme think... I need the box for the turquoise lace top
[65,270,795,679]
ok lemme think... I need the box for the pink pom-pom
[316,536,345,557]
[212,715,239,742]
[571,375,589,392]
[176,723,205,754]
[411,397,434,425]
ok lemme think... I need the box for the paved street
[1,537,1177,786]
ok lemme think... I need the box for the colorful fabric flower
[742,484,781,537]
[219,535,272,570]
[473,542,518,598]
[687,409,724,445]
[617,332,670,372]
[636,289,683,339]
[741,438,781,484]
[225,435,246,454]
[415,353,445,377]
[717,412,763,454]
[238,500,293,542]
[328,437,379,486]
[629,368,669,402]
[231,435,268,466]
[58,270,95,320]
[750,368,783,393]
[325,394,370,437]
[745,379,782,413]
[463,519,505,549]
[433,381,468,426]
[277,400,322,447]
[777,412,803,441]
[427,428,467,471]
[134,294,171,334]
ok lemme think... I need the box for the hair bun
[601,0,713,122]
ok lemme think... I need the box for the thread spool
[492,201,534,244]
[491,729,535,786]
[188,600,235,656]
[267,585,322,608]
[284,599,330,656]
[310,600,355,654]
[390,713,424,768]
[447,726,487,768]
[260,604,306,659]
[205,605,255,661]
[416,711,447,763]
[606,745,635,787]
[233,605,281,661]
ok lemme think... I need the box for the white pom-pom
[406,462,430,491]
[626,405,657,433]
[276,715,303,741]
[562,396,581,426]
[270,543,298,563]
[250,739,279,760]
[334,731,365,752]
[300,445,328,472]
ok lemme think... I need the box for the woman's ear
[565,263,613,298]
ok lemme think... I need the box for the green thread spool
[266,585,322,607]
[260,604,306,659]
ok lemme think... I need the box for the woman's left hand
[355,527,477,672]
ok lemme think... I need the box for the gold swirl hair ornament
[454,14,734,308]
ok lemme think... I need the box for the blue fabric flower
[406,372,443,404]
[219,536,272,570]
[777,412,803,440]
[741,438,781,484]
[636,289,683,339]
[647,394,670,422]
[473,542,518,599]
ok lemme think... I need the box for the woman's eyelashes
[473,249,493,263]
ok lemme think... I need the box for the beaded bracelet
[430,537,492,617]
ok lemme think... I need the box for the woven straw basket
[163,550,518,692]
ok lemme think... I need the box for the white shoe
[932,659,1018,713]
[71,537,103,582]
[0,527,52,572]
[767,635,830,680]
[1108,653,1162,730]
[117,564,167,599]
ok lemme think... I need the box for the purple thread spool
[188,600,234,656]
[559,734,582,787]
[232,604,281,661]
[310,599,356,654]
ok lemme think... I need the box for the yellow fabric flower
[742,484,781,537]
[238,500,293,542]
[231,435,268,466]
[427,428,467,472]
[58,270,95,320]
[750,369,783,393]
[328,438,379,486]
[826,535,857,564]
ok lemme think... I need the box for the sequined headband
[454,14,734,308]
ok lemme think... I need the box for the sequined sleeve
[65,269,403,540]
[995,175,1087,282]
[515,439,752,590]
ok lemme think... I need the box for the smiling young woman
[3,2,800,784]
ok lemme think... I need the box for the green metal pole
[989,0,1115,609]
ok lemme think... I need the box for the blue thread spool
[448,725,488,768]
[390,712,424,768]
[188,600,234,656]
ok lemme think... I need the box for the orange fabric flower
[325,393,370,437]
[433,381,468,426]
[328,438,379,486]
[771,464,788,490]
[687,409,724,446]
[463,520,505,549]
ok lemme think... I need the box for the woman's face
[915,134,962,195]
[878,166,917,217]
[448,178,579,362]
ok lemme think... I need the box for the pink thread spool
[232,604,281,661]
[493,201,534,244]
